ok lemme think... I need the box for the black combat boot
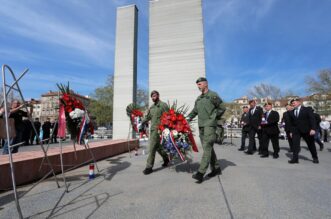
[192,172,204,183]
[143,168,153,175]
[207,168,222,178]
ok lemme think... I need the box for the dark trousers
[314,128,324,148]
[292,132,318,160]
[30,131,40,145]
[286,131,293,152]
[261,132,279,155]
[12,129,24,153]
[240,129,249,149]
[43,132,50,144]
[248,128,262,152]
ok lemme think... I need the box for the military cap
[196,77,207,83]
[290,97,301,104]
[150,90,159,97]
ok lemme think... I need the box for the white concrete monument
[149,0,206,110]
[112,5,138,139]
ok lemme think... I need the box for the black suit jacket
[240,112,250,131]
[248,106,263,129]
[288,106,316,134]
[262,110,280,135]
[282,111,291,132]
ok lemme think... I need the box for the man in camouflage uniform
[188,77,226,183]
[141,90,170,175]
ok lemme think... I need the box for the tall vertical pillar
[113,5,138,139]
[149,0,206,110]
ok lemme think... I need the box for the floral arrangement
[57,82,93,143]
[159,102,198,161]
[126,103,148,138]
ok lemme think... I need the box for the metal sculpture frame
[1,64,60,219]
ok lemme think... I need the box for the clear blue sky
[1,0,330,102]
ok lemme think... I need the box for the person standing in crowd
[238,106,250,151]
[245,99,263,155]
[282,104,294,152]
[188,77,225,183]
[4,100,34,154]
[30,118,41,145]
[260,102,280,158]
[51,119,58,143]
[23,117,32,146]
[42,118,52,144]
[320,116,330,143]
[141,90,170,175]
[312,109,324,151]
[288,98,319,164]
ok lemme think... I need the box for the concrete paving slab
[0,138,331,219]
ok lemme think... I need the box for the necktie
[295,109,298,117]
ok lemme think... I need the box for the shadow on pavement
[174,159,236,173]
[29,178,121,219]
[285,152,312,161]
[0,191,26,207]
[104,156,131,181]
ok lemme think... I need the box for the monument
[112,5,138,139]
[149,0,206,110]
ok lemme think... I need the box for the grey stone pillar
[149,0,206,134]
[113,5,138,139]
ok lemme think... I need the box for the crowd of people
[239,98,330,164]
[0,99,59,155]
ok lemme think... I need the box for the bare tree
[248,83,282,100]
[306,69,331,94]
[305,69,331,115]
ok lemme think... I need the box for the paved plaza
[0,138,331,219]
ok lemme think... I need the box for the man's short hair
[243,106,248,109]
[264,102,272,106]
[248,100,256,104]
[196,77,207,83]
[290,98,301,104]
[150,90,159,97]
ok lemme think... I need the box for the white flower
[162,128,170,138]
[69,108,85,119]
[171,130,178,138]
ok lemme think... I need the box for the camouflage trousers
[198,126,220,174]
[146,130,168,168]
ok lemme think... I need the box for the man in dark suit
[42,118,52,144]
[239,106,250,151]
[30,118,41,145]
[288,98,319,164]
[312,109,324,151]
[245,100,263,155]
[282,104,294,152]
[260,102,280,158]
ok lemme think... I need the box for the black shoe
[192,172,204,183]
[143,168,153,175]
[207,168,222,178]
[260,154,269,158]
[162,158,169,167]
[313,159,319,164]
[320,145,324,151]
[273,154,279,159]
[245,151,254,155]
[288,159,299,164]
[238,148,245,151]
